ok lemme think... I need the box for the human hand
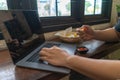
[39,46,71,67]
[76,25,95,41]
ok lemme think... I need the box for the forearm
[94,28,119,42]
[65,55,120,80]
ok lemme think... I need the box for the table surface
[0,39,120,80]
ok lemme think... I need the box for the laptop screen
[0,10,45,63]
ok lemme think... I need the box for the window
[37,0,105,17]
[37,0,71,17]
[36,0,112,32]
[7,0,112,32]
[84,0,102,15]
[0,0,8,10]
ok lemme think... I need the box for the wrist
[93,30,100,40]
[64,55,77,68]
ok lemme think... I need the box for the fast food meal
[65,32,79,38]
[55,27,80,43]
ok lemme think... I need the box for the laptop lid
[0,10,45,64]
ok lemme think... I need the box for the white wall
[91,0,120,30]
[111,0,120,26]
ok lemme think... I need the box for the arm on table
[66,55,120,80]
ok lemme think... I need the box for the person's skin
[76,25,119,42]
[39,25,120,80]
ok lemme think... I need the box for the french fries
[66,32,79,38]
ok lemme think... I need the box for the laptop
[0,10,77,74]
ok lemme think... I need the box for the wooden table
[0,40,120,80]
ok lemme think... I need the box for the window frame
[75,0,112,24]
[7,0,112,32]
[40,0,112,32]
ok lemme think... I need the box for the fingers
[39,46,61,58]
[76,25,89,35]
[81,36,92,41]
[39,46,63,65]
[76,25,95,41]
[80,34,94,41]
[40,56,49,61]
[76,25,89,31]
[81,25,89,28]
[40,50,49,57]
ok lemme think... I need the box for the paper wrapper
[55,27,77,37]
[55,27,80,43]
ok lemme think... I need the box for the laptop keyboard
[26,43,60,63]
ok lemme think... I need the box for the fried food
[66,32,79,38]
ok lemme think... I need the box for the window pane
[84,0,94,15]
[95,0,102,14]
[84,0,102,15]
[0,0,8,10]
[37,0,56,17]
[57,0,71,16]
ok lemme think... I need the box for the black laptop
[0,10,76,74]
